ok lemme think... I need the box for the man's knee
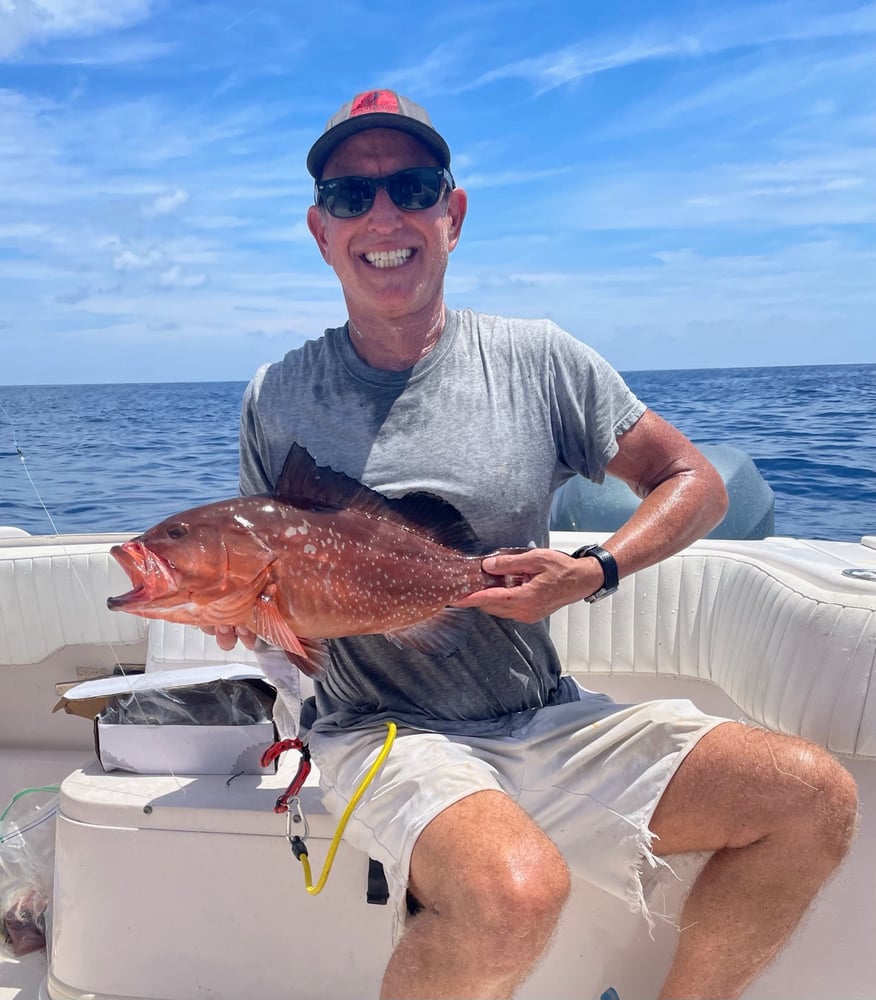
[784,739,858,857]
[409,791,571,936]
[744,730,858,866]
[421,833,571,942]
[476,840,571,932]
[653,723,858,859]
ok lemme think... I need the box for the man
[216,90,858,999]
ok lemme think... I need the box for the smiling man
[217,90,858,1000]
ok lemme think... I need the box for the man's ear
[307,204,332,264]
[447,187,467,252]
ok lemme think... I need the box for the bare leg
[651,723,858,1000]
[380,789,570,1000]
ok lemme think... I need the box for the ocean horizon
[3,358,872,391]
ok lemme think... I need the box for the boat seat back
[549,546,876,758]
[0,544,144,666]
[145,619,260,671]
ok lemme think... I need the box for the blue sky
[1,0,874,384]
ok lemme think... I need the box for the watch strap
[570,544,619,603]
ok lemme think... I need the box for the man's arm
[453,409,729,622]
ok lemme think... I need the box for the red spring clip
[260,738,312,814]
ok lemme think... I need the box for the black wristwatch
[570,544,619,603]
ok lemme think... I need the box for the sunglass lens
[387,169,442,211]
[325,176,376,218]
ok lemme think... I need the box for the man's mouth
[363,248,414,269]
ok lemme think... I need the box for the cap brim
[306,114,451,178]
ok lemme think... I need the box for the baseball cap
[306,89,451,179]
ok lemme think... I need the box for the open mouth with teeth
[363,248,414,269]
[107,541,179,610]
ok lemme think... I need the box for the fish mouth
[107,541,179,610]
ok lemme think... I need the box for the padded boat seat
[0,541,144,666]
[551,534,876,758]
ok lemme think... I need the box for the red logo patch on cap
[350,90,401,117]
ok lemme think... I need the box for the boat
[1,466,876,999]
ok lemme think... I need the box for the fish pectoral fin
[252,586,329,679]
[384,608,476,657]
[252,587,307,658]
[283,639,330,680]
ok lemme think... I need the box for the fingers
[482,550,543,577]
[454,585,549,622]
[202,625,258,651]
[237,627,258,650]
[455,548,591,621]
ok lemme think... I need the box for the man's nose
[367,187,403,230]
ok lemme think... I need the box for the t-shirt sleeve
[238,367,275,497]
[548,325,646,484]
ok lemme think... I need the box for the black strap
[366,858,389,905]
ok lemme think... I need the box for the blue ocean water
[1,363,873,541]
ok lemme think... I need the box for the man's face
[307,128,467,324]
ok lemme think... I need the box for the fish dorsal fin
[382,490,482,553]
[275,444,482,554]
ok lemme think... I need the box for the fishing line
[1,399,186,791]
[1,401,63,537]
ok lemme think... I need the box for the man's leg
[650,722,858,1000]
[380,789,571,1000]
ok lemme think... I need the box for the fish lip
[107,541,179,609]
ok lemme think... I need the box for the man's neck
[347,305,447,371]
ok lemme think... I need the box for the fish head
[107,499,277,619]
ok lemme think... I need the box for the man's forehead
[322,129,440,177]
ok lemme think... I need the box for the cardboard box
[56,664,279,776]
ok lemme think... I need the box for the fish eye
[166,523,188,539]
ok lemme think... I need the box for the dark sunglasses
[315,166,455,219]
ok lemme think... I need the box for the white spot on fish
[303,544,316,555]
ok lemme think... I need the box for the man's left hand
[452,548,603,622]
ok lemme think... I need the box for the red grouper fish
[107,443,522,678]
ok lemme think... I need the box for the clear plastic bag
[0,787,59,956]
[102,678,275,726]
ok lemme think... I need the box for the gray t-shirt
[239,308,645,734]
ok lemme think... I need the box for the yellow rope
[297,720,396,896]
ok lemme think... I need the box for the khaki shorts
[308,688,727,937]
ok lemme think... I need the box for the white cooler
[48,759,394,1000]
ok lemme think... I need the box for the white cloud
[113,248,164,272]
[466,3,876,95]
[546,149,876,231]
[448,236,876,369]
[0,0,155,59]
[474,37,690,93]
[158,265,206,289]
[143,188,190,217]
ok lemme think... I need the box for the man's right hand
[201,625,258,652]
